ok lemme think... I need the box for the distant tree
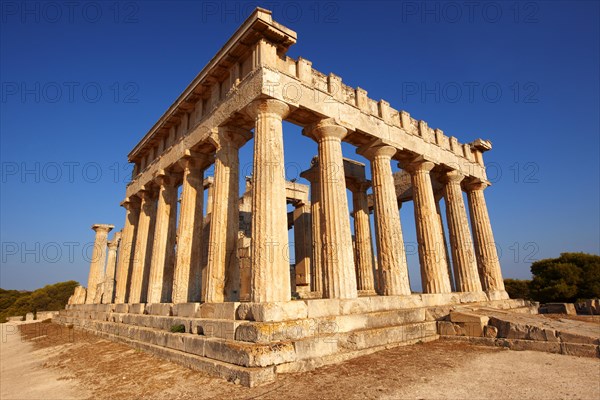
[504,279,532,300]
[0,281,79,323]
[529,253,600,303]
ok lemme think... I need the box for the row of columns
[86,97,505,305]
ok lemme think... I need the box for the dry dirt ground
[1,320,599,400]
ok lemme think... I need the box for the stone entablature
[126,8,489,199]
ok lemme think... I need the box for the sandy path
[0,322,89,400]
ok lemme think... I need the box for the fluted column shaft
[300,167,324,293]
[248,99,291,303]
[466,181,505,293]
[204,128,248,303]
[350,182,376,292]
[147,174,178,303]
[309,119,357,299]
[435,198,455,291]
[129,190,157,303]
[293,203,313,288]
[115,199,139,303]
[363,146,411,295]
[442,172,483,293]
[102,232,121,304]
[405,160,452,294]
[172,156,205,303]
[86,224,114,304]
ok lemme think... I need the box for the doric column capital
[120,196,140,210]
[177,150,210,171]
[346,179,371,194]
[154,170,176,187]
[439,169,466,184]
[463,178,490,191]
[357,143,397,161]
[209,126,252,150]
[399,156,435,174]
[246,98,290,119]
[107,238,120,251]
[299,161,319,184]
[303,118,348,141]
[91,224,114,234]
[203,176,214,189]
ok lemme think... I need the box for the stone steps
[54,314,438,383]
[58,306,430,343]
[54,297,537,386]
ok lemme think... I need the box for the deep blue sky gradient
[1,1,599,290]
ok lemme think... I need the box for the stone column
[128,190,157,303]
[440,171,483,293]
[404,158,451,294]
[85,224,114,304]
[300,164,323,293]
[172,154,206,303]
[115,198,139,303]
[204,127,249,303]
[465,180,506,295]
[293,203,313,290]
[360,145,411,296]
[147,172,178,303]
[348,181,376,292]
[102,231,122,304]
[435,197,455,292]
[307,118,357,299]
[247,98,291,303]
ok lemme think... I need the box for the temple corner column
[464,178,508,300]
[85,224,114,304]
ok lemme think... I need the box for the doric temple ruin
[58,8,535,386]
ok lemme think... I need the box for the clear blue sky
[1,1,598,291]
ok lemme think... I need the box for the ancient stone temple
[59,8,532,386]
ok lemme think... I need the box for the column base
[486,290,510,301]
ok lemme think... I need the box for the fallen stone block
[541,303,577,315]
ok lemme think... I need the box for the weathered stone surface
[246,99,292,303]
[172,155,206,303]
[359,144,410,296]
[172,303,201,317]
[129,303,146,315]
[86,224,114,304]
[114,303,130,314]
[146,303,173,316]
[540,303,577,315]
[35,311,59,320]
[305,119,357,299]
[483,325,498,338]
[68,286,87,305]
[200,302,239,319]
[403,159,452,294]
[237,301,308,322]
[147,175,177,304]
[305,299,340,319]
[440,170,483,293]
[438,321,458,336]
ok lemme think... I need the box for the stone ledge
[441,336,600,359]
[74,324,278,387]
[146,303,173,316]
[237,301,308,322]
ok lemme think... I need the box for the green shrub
[170,324,186,333]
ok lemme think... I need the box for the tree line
[504,253,600,303]
[0,280,79,323]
